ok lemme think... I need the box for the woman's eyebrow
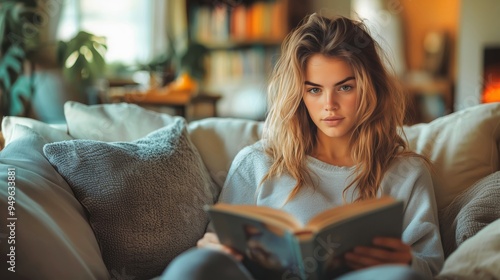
[334,77,355,86]
[304,81,322,87]
[304,77,355,87]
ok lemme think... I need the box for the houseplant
[0,0,40,117]
[57,30,107,104]
[126,38,207,103]
[0,0,107,120]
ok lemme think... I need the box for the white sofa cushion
[187,117,263,193]
[0,125,108,280]
[64,101,182,141]
[436,218,500,279]
[403,103,500,209]
[1,116,72,147]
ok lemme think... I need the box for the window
[57,0,169,65]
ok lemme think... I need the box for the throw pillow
[439,171,500,257]
[43,118,215,280]
[402,102,500,209]
[64,101,182,141]
[436,218,500,279]
[1,116,72,147]
[0,125,108,280]
[188,117,263,194]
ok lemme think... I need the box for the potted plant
[126,37,207,104]
[0,0,40,117]
[57,31,107,104]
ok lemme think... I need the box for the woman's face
[302,54,359,142]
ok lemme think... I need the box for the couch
[0,101,499,280]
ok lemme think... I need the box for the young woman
[162,14,444,280]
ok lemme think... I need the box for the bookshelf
[186,0,310,120]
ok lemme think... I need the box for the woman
[162,14,444,280]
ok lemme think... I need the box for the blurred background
[1,0,499,124]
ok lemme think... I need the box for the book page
[305,196,398,232]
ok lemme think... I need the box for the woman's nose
[324,92,338,111]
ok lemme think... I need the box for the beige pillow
[188,117,263,193]
[1,116,72,147]
[64,101,182,141]
[403,103,500,209]
[436,218,500,279]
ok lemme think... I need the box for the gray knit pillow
[43,118,215,280]
[439,171,500,257]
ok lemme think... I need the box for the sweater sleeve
[217,143,268,205]
[383,157,444,278]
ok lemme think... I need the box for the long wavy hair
[262,13,428,202]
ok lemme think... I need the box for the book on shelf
[189,0,288,44]
[206,196,404,280]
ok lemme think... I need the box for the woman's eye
[307,88,321,94]
[339,85,352,92]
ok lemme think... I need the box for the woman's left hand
[344,237,412,270]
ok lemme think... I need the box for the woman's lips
[322,116,344,126]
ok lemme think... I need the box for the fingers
[344,237,412,270]
[196,232,244,261]
[373,237,411,252]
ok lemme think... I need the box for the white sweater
[218,141,444,278]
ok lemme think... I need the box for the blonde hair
[262,14,428,202]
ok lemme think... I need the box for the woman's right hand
[197,232,244,261]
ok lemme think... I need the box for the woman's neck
[312,136,354,167]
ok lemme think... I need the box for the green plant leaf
[0,44,25,90]
[58,31,107,85]
[0,0,39,53]
[9,73,31,116]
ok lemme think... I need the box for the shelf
[187,0,290,49]
[186,0,310,119]
[193,38,283,49]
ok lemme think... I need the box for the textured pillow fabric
[64,101,182,141]
[44,118,215,280]
[436,218,500,279]
[0,125,108,280]
[1,116,72,147]
[439,171,500,257]
[188,117,263,193]
[403,102,500,209]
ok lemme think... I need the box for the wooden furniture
[127,93,222,119]
[108,88,221,120]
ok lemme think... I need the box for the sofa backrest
[2,101,500,210]
[188,103,500,210]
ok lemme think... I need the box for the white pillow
[1,116,72,147]
[436,218,500,279]
[188,117,263,193]
[64,101,182,141]
[403,102,500,209]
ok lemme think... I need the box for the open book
[206,196,404,280]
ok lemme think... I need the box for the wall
[311,0,351,17]
[399,0,459,77]
[456,0,500,110]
